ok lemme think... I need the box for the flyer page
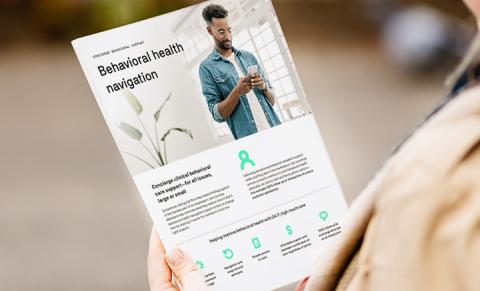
[72,1,348,290]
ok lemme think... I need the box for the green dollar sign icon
[286,225,293,236]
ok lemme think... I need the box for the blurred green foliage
[0,0,197,43]
[0,0,470,45]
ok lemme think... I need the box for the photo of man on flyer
[199,4,282,140]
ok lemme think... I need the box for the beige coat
[305,84,480,291]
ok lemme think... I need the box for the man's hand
[250,73,276,106]
[234,76,253,96]
[250,73,267,91]
[217,76,252,119]
[148,227,209,291]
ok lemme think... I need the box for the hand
[234,76,253,96]
[250,73,267,90]
[148,227,209,291]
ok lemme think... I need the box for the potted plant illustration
[119,90,193,170]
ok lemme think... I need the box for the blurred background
[0,0,476,290]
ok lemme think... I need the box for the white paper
[72,1,348,290]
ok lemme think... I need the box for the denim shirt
[199,47,281,139]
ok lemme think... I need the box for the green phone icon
[252,237,261,249]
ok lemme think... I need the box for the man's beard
[218,39,232,50]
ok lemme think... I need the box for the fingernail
[165,248,185,268]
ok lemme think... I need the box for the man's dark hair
[202,4,228,24]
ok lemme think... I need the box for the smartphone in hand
[247,65,258,76]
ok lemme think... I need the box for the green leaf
[154,92,172,122]
[124,90,143,115]
[119,122,143,141]
[160,127,193,141]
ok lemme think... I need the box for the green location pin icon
[319,211,329,221]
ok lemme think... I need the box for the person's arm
[217,76,252,118]
[249,53,276,106]
[262,86,276,106]
[199,64,226,123]
[250,74,276,106]
[199,64,252,121]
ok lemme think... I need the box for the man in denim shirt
[199,4,281,140]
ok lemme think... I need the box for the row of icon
[195,211,330,268]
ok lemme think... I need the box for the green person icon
[239,150,255,170]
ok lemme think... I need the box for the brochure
[72,1,348,290]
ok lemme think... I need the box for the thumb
[165,248,208,291]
